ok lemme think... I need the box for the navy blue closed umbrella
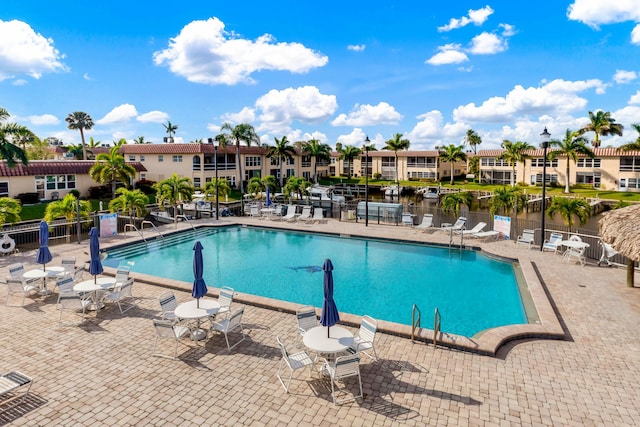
[266,187,272,207]
[89,227,103,284]
[192,241,207,308]
[320,258,340,337]
[36,221,52,271]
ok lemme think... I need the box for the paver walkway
[0,217,638,426]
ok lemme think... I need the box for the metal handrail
[176,215,196,232]
[140,221,163,240]
[411,304,421,343]
[433,308,441,348]
[124,224,145,241]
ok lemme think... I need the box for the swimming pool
[104,226,528,337]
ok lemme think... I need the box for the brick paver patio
[1,217,639,426]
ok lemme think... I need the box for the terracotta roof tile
[0,160,146,177]
[119,143,265,155]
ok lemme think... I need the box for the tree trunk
[565,164,570,193]
[627,258,635,288]
[80,128,87,160]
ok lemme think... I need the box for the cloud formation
[96,104,138,124]
[438,6,494,32]
[425,44,469,65]
[153,17,328,85]
[0,19,67,81]
[255,86,338,129]
[614,70,637,84]
[137,111,169,123]
[28,114,59,126]
[347,44,366,52]
[331,102,403,126]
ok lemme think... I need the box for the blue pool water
[104,226,527,337]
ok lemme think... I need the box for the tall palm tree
[267,136,296,188]
[578,110,624,148]
[548,129,594,193]
[153,174,194,227]
[499,140,534,187]
[13,126,34,150]
[90,146,137,198]
[464,129,482,154]
[546,197,590,231]
[0,108,29,167]
[246,175,277,199]
[382,133,410,188]
[65,111,94,160]
[218,123,260,208]
[304,139,331,183]
[44,194,92,238]
[163,121,178,143]
[440,192,473,217]
[489,186,527,215]
[108,188,149,224]
[283,176,310,202]
[618,123,640,151]
[438,144,467,185]
[0,197,22,225]
[338,145,361,179]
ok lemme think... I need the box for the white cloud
[567,1,640,28]
[406,111,468,145]
[438,6,494,32]
[347,44,366,52]
[255,86,338,129]
[83,73,92,80]
[11,79,27,86]
[0,19,67,81]
[629,90,640,105]
[426,44,469,65]
[453,79,606,123]
[331,102,403,126]
[221,107,256,124]
[614,69,637,84]
[500,24,517,37]
[96,104,138,124]
[335,128,369,147]
[137,111,169,123]
[632,24,640,45]
[468,32,507,55]
[28,114,59,126]
[153,17,328,85]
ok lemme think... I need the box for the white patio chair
[5,277,39,307]
[249,205,260,217]
[347,315,378,361]
[414,214,434,231]
[310,208,327,224]
[216,286,234,318]
[55,276,75,296]
[282,205,298,222]
[296,305,318,341]
[103,278,137,314]
[598,242,618,267]
[296,206,313,223]
[61,257,77,275]
[114,265,130,286]
[564,246,586,265]
[438,217,466,232]
[58,293,92,326]
[275,336,315,393]
[542,233,564,255]
[516,229,536,248]
[322,354,363,405]
[72,266,84,283]
[152,319,191,359]
[210,307,246,351]
[455,222,486,235]
[0,371,33,410]
[8,263,26,279]
[401,213,413,227]
[158,291,179,322]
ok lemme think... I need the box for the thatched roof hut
[599,204,640,287]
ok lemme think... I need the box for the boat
[150,210,176,224]
[306,184,346,205]
[383,185,403,197]
[416,186,440,200]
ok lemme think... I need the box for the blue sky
[2,1,640,150]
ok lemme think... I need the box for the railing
[433,308,441,348]
[124,224,145,241]
[411,304,421,343]
[176,215,196,231]
[140,221,163,240]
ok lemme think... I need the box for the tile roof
[0,160,146,177]
[477,147,640,157]
[119,143,265,155]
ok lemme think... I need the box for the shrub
[88,185,110,199]
[15,192,40,204]
[135,179,157,195]
[373,172,382,179]
[69,189,80,198]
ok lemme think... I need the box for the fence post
[76,199,82,244]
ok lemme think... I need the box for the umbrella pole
[327,326,330,338]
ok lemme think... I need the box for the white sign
[493,215,511,239]
[99,213,118,237]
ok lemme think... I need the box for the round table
[174,299,221,341]
[303,325,354,355]
[74,278,117,311]
[23,267,65,295]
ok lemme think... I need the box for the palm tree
[0,197,22,225]
[26,136,53,160]
[578,110,624,148]
[382,133,410,187]
[267,136,296,188]
[108,188,149,224]
[88,137,101,149]
[440,192,473,218]
[489,186,528,215]
[547,129,594,193]
[218,123,260,209]
[13,126,34,150]
[65,111,94,160]
[90,146,137,198]
[0,109,29,167]
[618,123,640,151]
[204,177,231,204]
[338,145,361,179]
[163,121,178,143]
[464,129,482,154]
[44,194,91,238]
[246,175,277,199]
[438,144,467,185]
[133,136,149,144]
[499,140,534,187]
[546,197,590,231]
[303,139,331,183]
[65,143,87,160]
[153,174,194,227]
[283,176,310,202]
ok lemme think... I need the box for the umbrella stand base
[190,328,208,341]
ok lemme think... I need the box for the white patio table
[174,299,220,341]
[303,325,354,356]
[74,277,117,311]
[23,266,66,295]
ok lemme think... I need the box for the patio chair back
[58,293,90,325]
[8,263,25,279]
[72,266,84,282]
[152,319,190,359]
[115,266,130,285]
[159,291,178,320]
[61,257,76,273]
[217,286,234,315]
[325,355,363,405]
[5,277,38,307]
[56,276,75,294]
[296,305,317,337]
[105,278,136,313]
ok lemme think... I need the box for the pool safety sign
[99,213,118,237]
[493,215,511,239]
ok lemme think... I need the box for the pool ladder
[411,304,441,348]
[141,221,164,240]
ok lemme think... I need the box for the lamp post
[214,145,219,220]
[364,136,370,227]
[539,127,551,251]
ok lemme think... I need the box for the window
[530,174,558,185]
[140,173,146,180]
[627,178,640,189]
[286,157,295,166]
[270,157,280,166]
[158,155,164,162]
[193,177,201,188]
[480,170,514,185]
[245,156,262,167]
[303,171,311,180]
[302,156,311,167]
[44,175,76,190]
[480,158,510,167]
[531,158,558,167]
[576,172,601,187]
[129,155,136,161]
[286,168,295,178]
[172,155,183,162]
[408,171,436,179]
[140,155,145,162]
[407,157,436,168]
[577,158,600,168]
[0,182,8,197]
[620,156,640,172]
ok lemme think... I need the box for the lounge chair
[414,214,434,231]
[401,213,414,227]
[542,233,563,255]
[438,217,466,232]
[282,205,298,222]
[310,208,327,224]
[516,229,536,248]
[598,241,618,267]
[469,230,501,240]
[455,221,486,235]
[296,206,312,223]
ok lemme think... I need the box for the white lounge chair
[296,206,312,223]
[414,214,434,231]
[401,213,414,227]
[282,205,298,221]
[469,230,501,240]
[0,371,33,410]
[276,336,315,393]
[310,208,327,224]
[542,233,563,255]
[516,229,536,248]
[439,217,466,232]
[455,221,486,235]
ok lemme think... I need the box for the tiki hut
[599,204,640,287]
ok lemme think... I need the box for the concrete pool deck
[1,216,639,425]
